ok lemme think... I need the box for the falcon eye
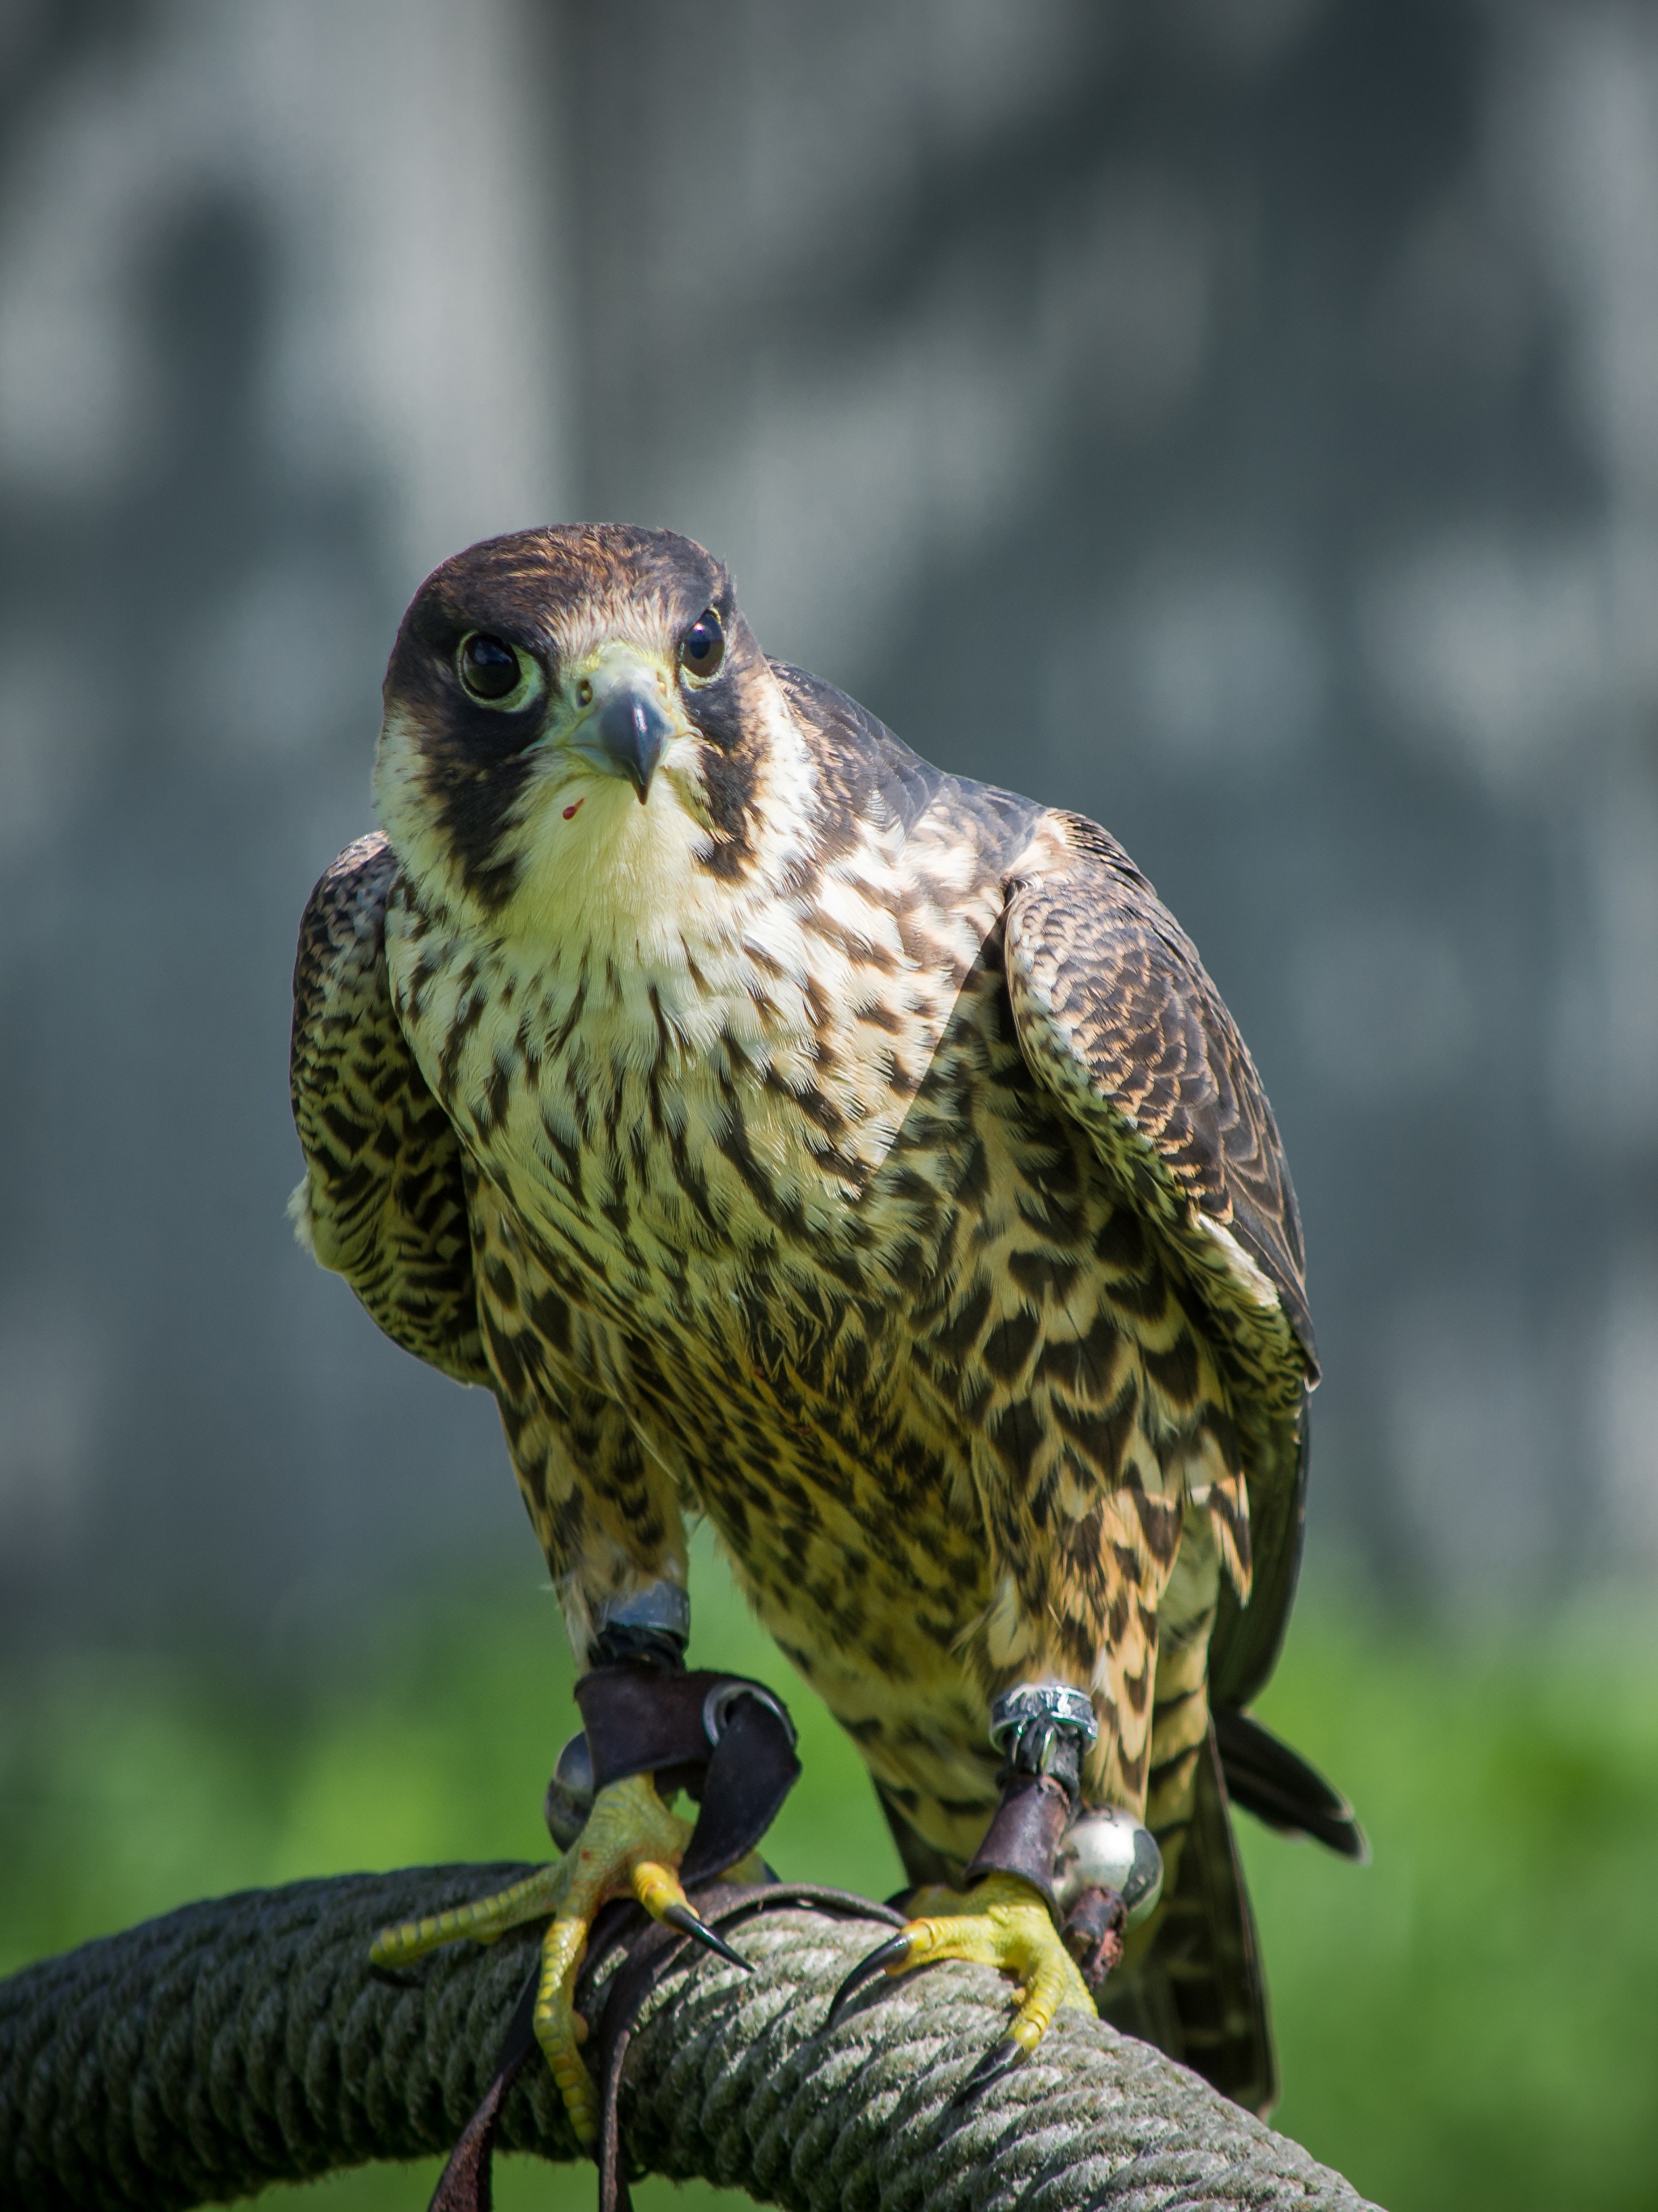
[456,631,542,711]
[679,609,725,684]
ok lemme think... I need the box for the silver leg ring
[594,1580,691,1642]
[988,1682,1099,1792]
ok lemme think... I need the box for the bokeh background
[2,4,1657,2208]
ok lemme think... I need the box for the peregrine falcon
[291,525,1359,2138]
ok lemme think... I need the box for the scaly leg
[371,1775,758,2145]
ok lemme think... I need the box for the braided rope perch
[0,1865,1380,2211]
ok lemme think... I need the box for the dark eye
[457,632,538,708]
[679,608,725,683]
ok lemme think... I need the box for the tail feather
[1214,1706,1368,1862]
[1101,1722,1278,2114]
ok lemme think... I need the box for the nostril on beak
[595,686,669,802]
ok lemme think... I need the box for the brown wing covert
[1004,812,1314,1377]
[290,832,488,1387]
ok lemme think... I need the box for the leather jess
[572,1664,801,1886]
[423,1665,803,2212]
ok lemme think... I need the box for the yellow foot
[368,1775,760,2148]
[827,1874,1094,2091]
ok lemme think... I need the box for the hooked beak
[566,666,672,803]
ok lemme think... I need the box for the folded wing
[290,832,489,1388]
[1001,810,1317,1708]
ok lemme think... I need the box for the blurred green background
[5,1529,1656,2212]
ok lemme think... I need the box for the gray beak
[593,682,670,802]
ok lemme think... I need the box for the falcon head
[374,524,805,941]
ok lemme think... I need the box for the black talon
[950,2035,1026,2108]
[661,1901,755,1972]
[826,1931,914,2027]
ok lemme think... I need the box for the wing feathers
[291,832,488,1386]
[1002,812,1317,1711]
[1003,813,1316,1384]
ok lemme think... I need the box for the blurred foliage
[3,1536,1657,2212]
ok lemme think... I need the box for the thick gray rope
[0,1865,1380,2211]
